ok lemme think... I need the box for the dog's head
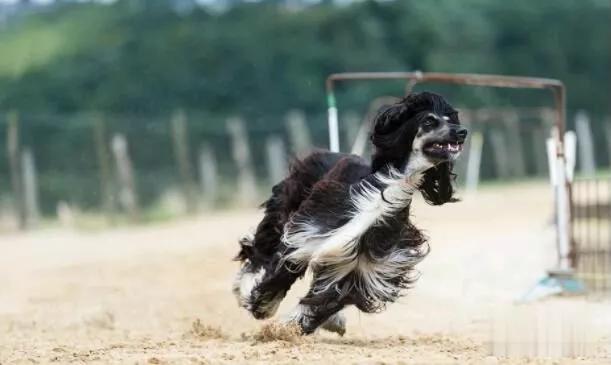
[370,92,467,205]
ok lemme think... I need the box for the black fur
[237,151,357,319]
[371,92,460,205]
[233,92,466,334]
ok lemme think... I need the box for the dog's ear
[371,103,408,137]
[370,103,413,171]
[419,162,458,205]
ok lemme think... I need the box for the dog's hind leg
[320,311,346,335]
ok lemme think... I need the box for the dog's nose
[450,127,468,143]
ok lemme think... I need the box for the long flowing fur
[282,164,429,302]
[233,92,466,334]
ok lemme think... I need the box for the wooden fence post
[265,135,287,185]
[6,111,25,229]
[56,201,75,229]
[575,111,596,176]
[490,129,510,179]
[532,127,548,176]
[21,148,39,228]
[604,117,611,167]
[111,134,139,220]
[285,110,312,156]
[466,132,484,193]
[350,118,372,156]
[93,116,116,223]
[170,110,198,213]
[342,111,360,152]
[198,143,218,208]
[351,96,401,156]
[227,117,257,205]
[455,109,473,185]
[504,110,526,177]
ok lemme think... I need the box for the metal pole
[6,111,25,229]
[552,85,573,270]
[327,91,340,152]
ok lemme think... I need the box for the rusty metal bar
[327,71,563,90]
[326,71,566,151]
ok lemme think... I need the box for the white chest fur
[282,160,430,299]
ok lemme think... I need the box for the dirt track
[1,182,610,364]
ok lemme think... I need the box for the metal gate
[572,177,611,293]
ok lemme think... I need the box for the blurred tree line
[0,0,608,116]
[0,0,608,216]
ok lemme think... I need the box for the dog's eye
[423,118,437,128]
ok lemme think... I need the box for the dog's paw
[320,312,346,336]
[249,290,284,320]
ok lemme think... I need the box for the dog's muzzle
[450,125,468,144]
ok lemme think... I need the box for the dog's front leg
[284,278,349,335]
[247,258,304,319]
[285,302,345,335]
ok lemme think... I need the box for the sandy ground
[1,182,610,364]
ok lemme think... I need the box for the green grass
[0,5,112,78]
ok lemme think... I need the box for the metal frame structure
[324,71,573,274]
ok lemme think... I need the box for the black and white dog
[233,92,467,335]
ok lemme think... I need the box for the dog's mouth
[423,140,464,158]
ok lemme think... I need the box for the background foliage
[0,0,609,216]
